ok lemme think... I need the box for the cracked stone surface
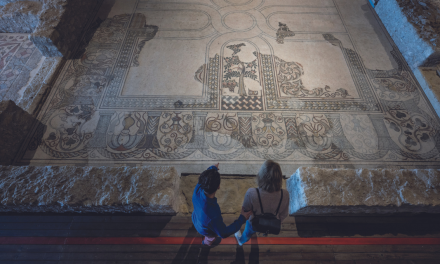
[0,1,42,33]
[0,165,180,214]
[0,0,104,57]
[376,0,440,69]
[0,34,63,113]
[397,0,440,50]
[375,0,440,117]
[30,0,104,57]
[0,0,40,6]
[288,167,440,215]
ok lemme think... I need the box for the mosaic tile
[15,0,440,172]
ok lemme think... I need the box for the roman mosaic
[14,0,440,171]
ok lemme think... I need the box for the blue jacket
[192,183,246,238]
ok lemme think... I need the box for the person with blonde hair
[235,160,290,245]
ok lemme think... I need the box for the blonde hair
[257,160,282,193]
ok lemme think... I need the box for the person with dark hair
[234,160,290,246]
[192,163,252,246]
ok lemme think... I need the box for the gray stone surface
[375,0,440,116]
[0,33,64,114]
[0,1,42,33]
[17,56,64,114]
[0,165,180,214]
[287,167,440,215]
[0,0,103,57]
[31,0,104,58]
[0,100,37,165]
[375,0,438,69]
[399,0,440,54]
[0,0,40,6]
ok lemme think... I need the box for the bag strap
[275,190,283,216]
[255,188,264,214]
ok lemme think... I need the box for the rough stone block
[287,167,440,215]
[376,0,440,69]
[31,0,103,58]
[0,0,39,6]
[0,100,37,165]
[375,0,440,118]
[0,166,180,214]
[17,56,64,114]
[0,1,42,33]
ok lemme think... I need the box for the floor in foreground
[0,215,439,263]
[9,0,440,173]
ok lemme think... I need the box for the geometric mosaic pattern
[222,96,263,110]
[14,0,440,170]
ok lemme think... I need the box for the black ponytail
[198,168,221,194]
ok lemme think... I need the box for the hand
[214,163,219,170]
[241,207,252,220]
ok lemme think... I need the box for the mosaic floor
[14,0,440,173]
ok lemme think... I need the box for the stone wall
[16,56,64,114]
[31,0,104,58]
[376,0,440,69]
[0,0,39,5]
[0,0,103,113]
[375,0,440,116]
[0,34,64,114]
[0,165,180,214]
[1,166,439,215]
[288,167,440,215]
[0,1,42,33]
[0,0,104,58]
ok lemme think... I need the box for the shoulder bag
[251,188,283,235]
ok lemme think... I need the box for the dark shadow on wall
[97,0,117,20]
[13,122,46,166]
[170,226,204,264]
[249,236,260,264]
[68,213,174,238]
[231,246,245,264]
[230,234,260,264]
[295,214,440,237]
[71,0,116,60]
[169,227,260,264]
[362,3,399,69]
[0,100,47,166]
[72,1,160,61]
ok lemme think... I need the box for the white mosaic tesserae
[10,0,440,174]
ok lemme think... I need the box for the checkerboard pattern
[221,95,263,110]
